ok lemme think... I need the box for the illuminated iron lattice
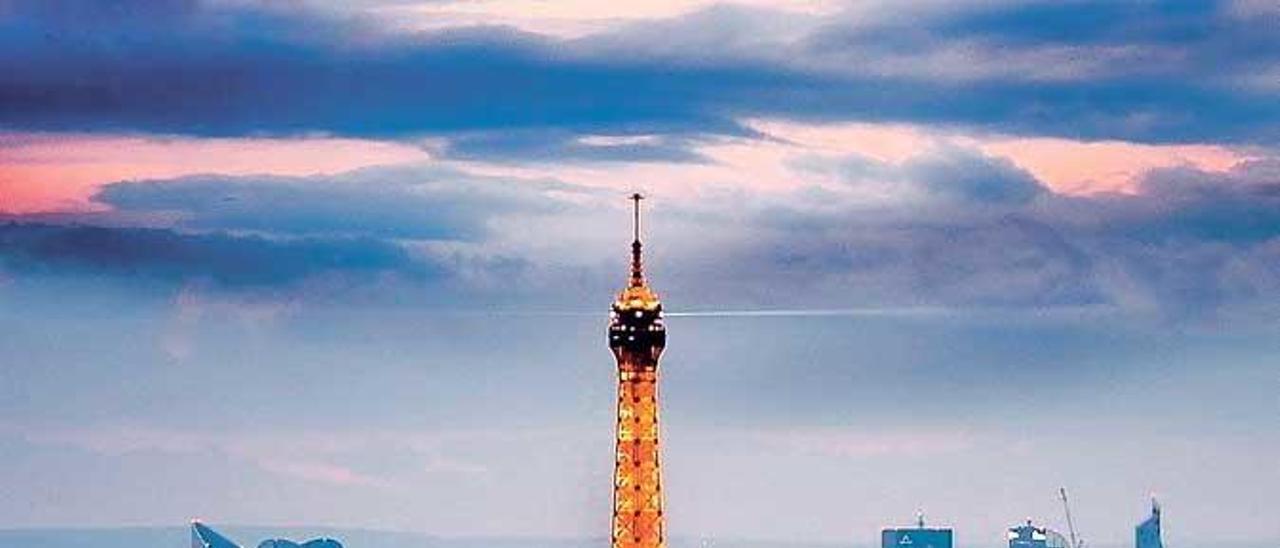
[608,193,667,548]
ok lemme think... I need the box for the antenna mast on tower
[629,193,645,288]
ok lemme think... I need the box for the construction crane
[1059,488,1085,548]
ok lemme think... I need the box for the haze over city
[1,1,1278,547]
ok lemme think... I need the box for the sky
[1,0,1279,544]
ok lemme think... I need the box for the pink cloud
[743,120,1249,195]
[0,122,1253,220]
[451,120,1249,204]
[973,137,1246,194]
[378,0,838,38]
[0,133,428,214]
[744,120,1250,196]
[748,119,932,164]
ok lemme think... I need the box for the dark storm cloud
[0,223,432,287]
[1,1,1279,146]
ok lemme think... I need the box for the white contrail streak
[664,304,1122,322]
[413,308,947,318]
[418,305,1118,321]
[664,307,952,318]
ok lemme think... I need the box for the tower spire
[629,193,645,288]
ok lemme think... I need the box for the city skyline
[2,0,1279,545]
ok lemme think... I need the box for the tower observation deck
[608,193,667,548]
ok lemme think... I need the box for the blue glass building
[192,522,242,548]
[1135,499,1163,548]
[190,521,344,548]
[1008,520,1068,548]
[258,539,344,548]
[882,514,953,548]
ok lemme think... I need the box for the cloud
[672,209,1105,310]
[1,0,1278,146]
[781,143,1048,210]
[898,145,1046,205]
[366,0,839,38]
[92,164,586,240]
[0,163,606,298]
[439,130,710,164]
[4,142,1280,321]
[0,0,202,25]
[0,222,432,287]
[0,132,429,213]
[665,150,1280,318]
[1123,159,1280,243]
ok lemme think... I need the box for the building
[193,521,241,548]
[258,539,344,548]
[191,522,343,548]
[608,194,668,548]
[1008,520,1069,548]
[882,514,953,548]
[1135,499,1163,548]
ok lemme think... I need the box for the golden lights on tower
[608,193,667,548]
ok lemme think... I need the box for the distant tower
[608,193,668,548]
